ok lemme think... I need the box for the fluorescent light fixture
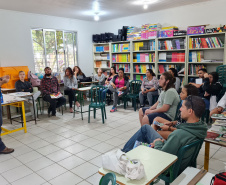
[94,14,99,21]
[133,0,158,5]
[93,1,99,12]
[143,4,148,9]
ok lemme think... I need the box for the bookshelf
[92,32,226,83]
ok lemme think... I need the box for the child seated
[152,84,199,140]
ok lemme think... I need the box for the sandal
[75,101,80,108]
[70,108,73,113]
[0,147,14,154]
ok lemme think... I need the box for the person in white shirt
[210,92,226,120]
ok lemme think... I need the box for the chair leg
[134,98,136,111]
[62,106,63,115]
[73,100,76,118]
[88,106,90,123]
[104,106,107,119]
[94,108,96,119]
[101,107,104,124]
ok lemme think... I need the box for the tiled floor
[0,103,225,185]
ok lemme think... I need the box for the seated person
[139,72,180,126]
[41,67,66,117]
[73,66,87,99]
[0,75,14,154]
[15,71,41,119]
[152,84,199,140]
[202,72,222,110]
[168,68,180,92]
[109,68,129,112]
[139,69,159,107]
[63,67,80,113]
[210,92,226,121]
[94,68,106,85]
[122,96,207,158]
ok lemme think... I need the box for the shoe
[70,108,73,113]
[75,101,80,108]
[48,108,52,117]
[118,91,124,97]
[52,114,56,117]
[110,107,117,112]
[140,105,144,108]
[0,147,14,154]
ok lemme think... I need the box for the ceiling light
[93,1,99,12]
[94,14,99,21]
[133,0,158,5]
[143,4,148,9]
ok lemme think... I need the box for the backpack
[28,71,41,87]
[211,172,226,185]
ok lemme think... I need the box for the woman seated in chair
[152,84,199,140]
[64,67,80,113]
[73,66,87,99]
[168,68,181,92]
[109,68,129,112]
[94,68,106,85]
[139,69,159,107]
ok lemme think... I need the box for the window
[31,29,77,73]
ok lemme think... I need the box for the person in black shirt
[15,71,41,118]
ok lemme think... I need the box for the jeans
[109,86,128,107]
[139,90,158,106]
[0,100,6,152]
[64,89,77,108]
[43,95,66,115]
[122,125,162,153]
[101,88,111,100]
[203,98,210,110]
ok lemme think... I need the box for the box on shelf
[187,25,206,35]
[173,30,187,36]
[159,30,174,38]
[205,25,226,33]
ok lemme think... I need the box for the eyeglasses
[187,95,193,110]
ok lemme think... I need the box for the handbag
[211,172,226,185]
[79,77,92,82]
[28,71,41,87]
[210,95,217,111]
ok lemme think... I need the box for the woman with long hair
[73,66,86,80]
[168,68,181,92]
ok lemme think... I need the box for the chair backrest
[90,85,106,105]
[99,172,116,185]
[129,80,142,94]
[174,100,182,120]
[216,65,226,88]
[171,139,203,181]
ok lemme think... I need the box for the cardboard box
[159,30,174,38]
[173,30,187,36]
[187,25,205,35]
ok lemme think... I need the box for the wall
[97,0,226,34]
[0,9,98,75]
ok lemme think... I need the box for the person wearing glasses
[122,96,207,157]
[139,72,180,126]
[109,68,129,112]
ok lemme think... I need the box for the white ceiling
[0,0,213,22]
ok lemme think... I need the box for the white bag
[210,95,217,111]
[125,159,145,180]
[102,149,129,175]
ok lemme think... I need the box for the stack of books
[133,53,155,63]
[134,64,155,73]
[134,40,155,51]
[112,54,130,63]
[189,37,224,49]
[189,51,204,62]
[158,38,186,50]
[113,64,130,73]
[112,43,130,52]
[159,52,185,62]
[188,64,206,75]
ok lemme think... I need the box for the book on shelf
[95,61,110,68]
[158,38,186,50]
[189,51,204,62]
[112,43,130,52]
[158,64,183,74]
[134,40,155,51]
[112,54,130,63]
[133,74,146,81]
[95,54,110,60]
[188,64,206,75]
[133,53,155,63]
[133,64,155,73]
[159,52,185,62]
[113,64,130,73]
[95,46,109,52]
[189,37,224,49]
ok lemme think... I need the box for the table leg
[204,141,210,171]
[21,101,27,133]
[32,95,37,124]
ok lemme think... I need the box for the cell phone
[153,121,164,127]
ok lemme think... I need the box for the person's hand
[145,109,153,115]
[151,138,164,148]
[160,125,170,131]
[0,75,10,86]
[204,91,210,97]
[142,89,145,94]
[204,73,209,78]
[118,87,124,91]
[164,121,174,126]
[112,84,116,89]
[106,82,109,85]
[221,111,226,115]
[217,107,223,113]
[74,71,77,75]
[144,90,149,94]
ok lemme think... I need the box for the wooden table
[1,94,27,136]
[99,146,178,185]
[1,88,16,93]
[171,167,214,185]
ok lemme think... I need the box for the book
[50,92,63,99]
[189,37,224,49]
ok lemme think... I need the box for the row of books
[95,46,109,52]
[159,52,185,62]
[158,39,186,50]
[189,37,224,49]
[112,43,130,52]
[189,51,204,63]
[113,64,130,73]
[158,64,182,74]
[95,61,110,68]
[133,75,146,81]
[134,64,155,73]
[188,64,206,75]
[134,40,155,51]
[112,54,130,63]
[95,54,110,60]
[133,53,155,63]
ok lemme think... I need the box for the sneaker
[110,107,117,112]
[140,105,144,108]
[118,91,124,97]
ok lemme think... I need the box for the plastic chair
[88,85,107,124]
[124,80,142,111]
[216,65,226,91]
[174,101,182,120]
[99,172,116,185]
[151,139,203,185]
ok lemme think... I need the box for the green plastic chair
[216,65,226,91]
[99,173,116,185]
[124,80,142,111]
[88,85,107,124]
[151,139,203,185]
[174,100,182,120]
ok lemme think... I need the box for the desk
[1,94,27,136]
[99,146,178,185]
[1,88,16,93]
[171,167,214,185]
[80,81,98,86]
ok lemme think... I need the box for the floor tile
[0,153,14,163]
[2,165,33,183]
[49,171,83,185]
[46,149,72,162]
[91,142,115,154]
[208,158,226,171]
[105,137,126,146]
[69,134,90,142]
[89,156,102,168]
[76,148,101,161]
[59,130,78,138]
[43,135,65,143]
[77,181,91,185]
[212,150,226,162]
[0,158,23,174]
[36,145,60,155]
[53,139,75,148]
[28,140,50,150]
[58,155,85,170]
[0,175,9,185]
[17,150,42,164]
[11,173,46,185]
[11,145,33,157]
[25,157,54,172]
[71,162,99,179]
[65,143,87,154]
[36,163,67,181]
[82,130,101,137]
[80,138,101,147]
[86,173,102,185]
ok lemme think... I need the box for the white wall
[97,0,226,34]
[0,9,98,75]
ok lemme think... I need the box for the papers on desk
[2,94,26,104]
[50,93,63,99]
[9,92,32,97]
[211,114,226,120]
